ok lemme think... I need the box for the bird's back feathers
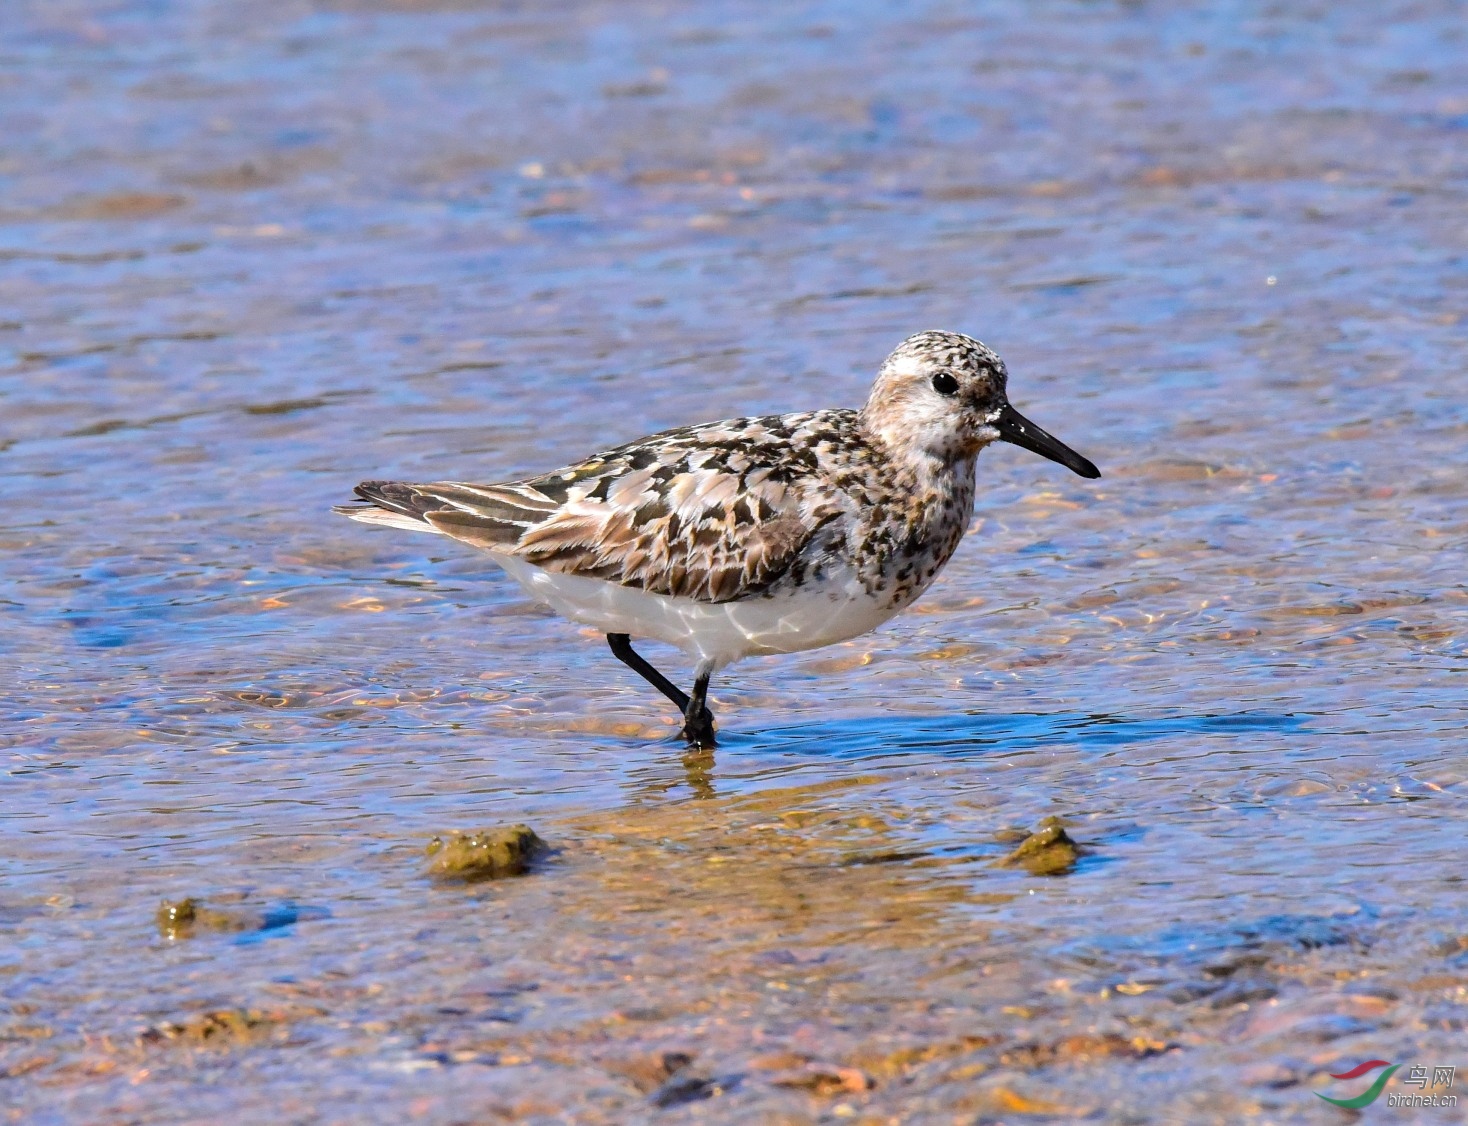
[336,411,858,604]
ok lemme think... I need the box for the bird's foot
[680,706,717,749]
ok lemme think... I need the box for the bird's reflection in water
[681,746,716,800]
[678,748,719,798]
[627,742,719,800]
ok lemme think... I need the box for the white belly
[490,554,901,669]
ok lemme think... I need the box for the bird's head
[861,330,1100,479]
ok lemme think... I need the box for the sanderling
[336,330,1099,747]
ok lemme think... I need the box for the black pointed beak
[995,403,1100,479]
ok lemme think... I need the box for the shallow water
[4,0,1468,1121]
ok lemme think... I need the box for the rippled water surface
[5,0,1468,1121]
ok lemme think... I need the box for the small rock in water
[768,1061,875,1095]
[426,825,546,881]
[138,1007,287,1048]
[613,1049,703,1097]
[156,898,199,939]
[651,1068,725,1109]
[155,897,298,939]
[650,1057,722,1108]
[999,816,1081,875]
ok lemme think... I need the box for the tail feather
[353,480,439,520]
[336,479,534,548]
[333,503,447,534]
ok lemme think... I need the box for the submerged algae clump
[155,897,306,939]
[138,1007,289,1048]
[426,825,546,882]
[156,898,200,938]
[155,897,260,939]
[999,816,1081,876]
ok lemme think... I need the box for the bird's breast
[845,458,977,609]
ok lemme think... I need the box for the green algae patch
[156,898,259,939]
[156,898,199,939]
[137,1008,287,1048]
[426,825,546,882]
[998,817,1081,876]
[155,897,310,939]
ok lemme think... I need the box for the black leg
[606,634,718,748]
[681,661,717,749]
[606,634,690,712]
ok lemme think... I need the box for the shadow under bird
[336,330,1100,747]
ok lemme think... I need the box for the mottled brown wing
[415,417,845,603]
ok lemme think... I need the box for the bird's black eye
[931,371,959,396]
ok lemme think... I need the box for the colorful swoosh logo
[1330,1059,1393,1081]
[1317,1060,1399,1109]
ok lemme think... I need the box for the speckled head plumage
[862,330,1009,461]
[862,330,1100,478]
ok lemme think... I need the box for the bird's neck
[859,394,982,464]
[861,428,979,536]
[859,413,979,485]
